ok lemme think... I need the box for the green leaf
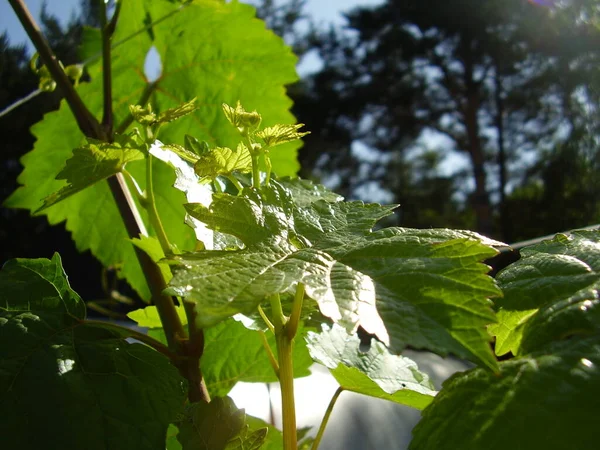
[410,336,600,450]
[131,307,313,396]
[245,416,284,450]
[194,143,253,180]
[36,138,143,212]
[177,397,267,450]
[277,177,343,207]
[222,101,263,136]
[130,98,198,127]
[306,324,436,410]
[168,181,502,369]
[256,123,310,148]
[5,0,299,299]
[127,304,188,329]
[490,230,600,356]
[201,318,313,396]
[0,255,187,449]
[131,235,174,282]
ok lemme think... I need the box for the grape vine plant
[1,1,598,449]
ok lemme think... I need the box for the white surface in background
[229,352,469,450]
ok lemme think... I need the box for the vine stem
[9,0,209,404]
[276,331,297,450]
[269,292,299,450]
[83,319,175,361]
[145,153,172,253]
[310,387,344,450]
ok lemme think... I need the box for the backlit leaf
[167,181,502,369]
[306,324,436,410]
[37,138,143,212]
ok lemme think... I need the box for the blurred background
[1,1,599,448]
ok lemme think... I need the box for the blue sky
[0,0,384,49]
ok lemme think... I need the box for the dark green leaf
[0,255,187,449]
[177,397,266,450]
[306,325,436,410]
[168,182,502,369]
[490,230,600,356]
[410,336,600,450]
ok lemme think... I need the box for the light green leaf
[245,416,284,450]
[5,0,299,299]
[410,336,600,450]
[131,235,173,282]
[37,138,143,212]
[0,255,187,449]
[306,324,436,410]
[130,98,198,127]
[201,318,312,396]
[222,101,262,136]
[256,123,309,148]
[177,397,267,450]
[168,181,502,370]
[127,305,188,329]
[490,230,600,356]
[194,143,253,180]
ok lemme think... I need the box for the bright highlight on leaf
[167,180,503,370]
[306,324,437,410]
[37,137,144,212]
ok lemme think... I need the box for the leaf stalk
[311,387,344,450]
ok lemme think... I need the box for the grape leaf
[130,98,198,126]
[410,336,600,450]
[177,397,268,450]
[37,138,144,212]
[194,143,253,180]
[277,177,343,207]
[127,306,313,396]
[306,324,436,410]
[0,254,186,449]
[256,123,310,148]
[167,181,502,370]
[5,0,299,299]
[490,230,600,356]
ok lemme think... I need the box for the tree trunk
[461,37,493,236]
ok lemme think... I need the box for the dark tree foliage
[289,0,600,240]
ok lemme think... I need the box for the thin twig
[259,330,280,376]
[99,1,114,136]
[311,387,344,450]
[0,88,42,119]
[7,0,104,139]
